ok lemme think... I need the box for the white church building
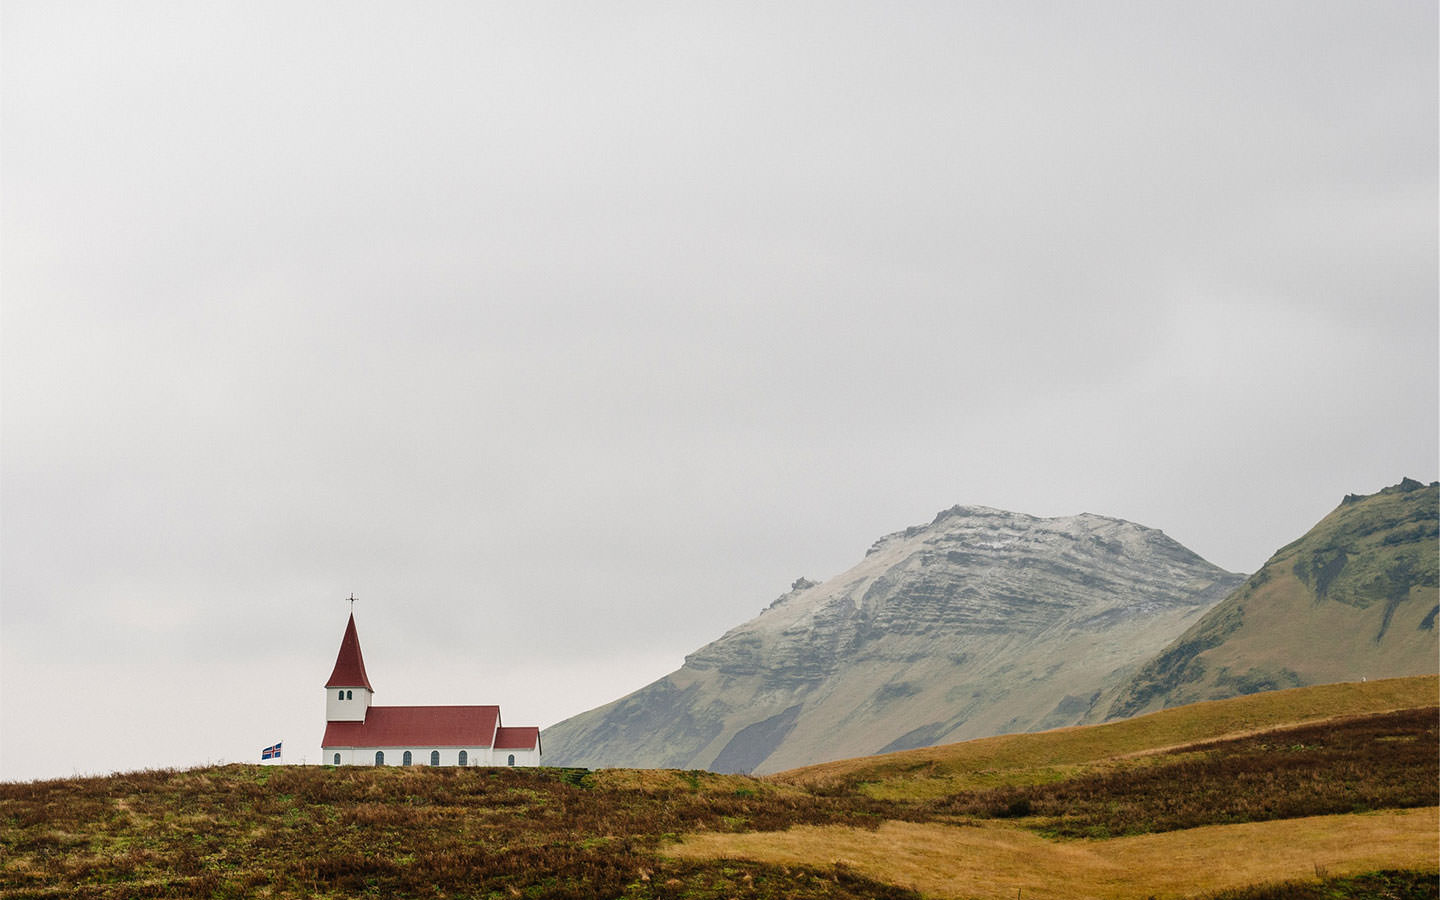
[321,613,541,767]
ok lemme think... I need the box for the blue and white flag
[261,742,282,760]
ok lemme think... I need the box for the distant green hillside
[1104,479,1438,719]
[774,674,1437,795]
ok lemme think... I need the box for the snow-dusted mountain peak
[544,502,1245,774]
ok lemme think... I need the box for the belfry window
[346,690,353,700]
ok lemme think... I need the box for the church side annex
[320,612,541,767]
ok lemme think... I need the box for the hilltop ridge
[1103,479,1439,719]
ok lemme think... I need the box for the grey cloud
[2,1,1434,781]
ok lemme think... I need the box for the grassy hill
[775,674,1439,798]
[1104,479,1439,719]
[2,676,1435,899]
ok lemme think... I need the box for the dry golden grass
[668,807,1440,900]
[776,675,1439,800]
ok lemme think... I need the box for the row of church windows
[330,751,518,766]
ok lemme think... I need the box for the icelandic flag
[261,742,282,760]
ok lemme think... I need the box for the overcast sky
[2,2,1435,782]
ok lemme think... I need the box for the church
[321,612,541,767]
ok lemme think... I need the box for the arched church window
[507,754,516,767]
[430,750,440,766]
[458,750,468,766]
[346,690,353,700]
[403,750,413,766]
[375,751,384,765]
[333,753,341,765]
[338,690,345,700]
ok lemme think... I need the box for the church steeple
[325,612,374,722]
[326,612,374,691]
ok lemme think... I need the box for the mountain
[1103,479,1439,720]
[542,505,1243,773]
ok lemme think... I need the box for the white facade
[325,746,535,767]
[325,685,372,723]
[497,746,541,767]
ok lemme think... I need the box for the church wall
[325,686,371,722]
[497,746,541,767]
[321,745,541,767]
[327,747,360,766]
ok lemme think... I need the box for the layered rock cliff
[542,506,1244,773]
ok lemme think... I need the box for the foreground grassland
[1,766,913,900]
[671,810,1436,900]
[2,677,1436,899]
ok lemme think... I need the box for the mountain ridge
[543,504,1243,773]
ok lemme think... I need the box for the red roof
[322,705,501,748]
[494,726,541,751]
[325,613,374,691]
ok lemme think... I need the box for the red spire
[325,613,374,691]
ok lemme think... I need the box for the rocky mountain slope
[542,506,1243,773]
[1102,479,1439,720]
